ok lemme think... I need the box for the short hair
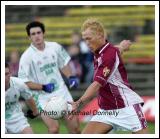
[26,21,45,36]
[81,18,106,37]
[5,62,9,68]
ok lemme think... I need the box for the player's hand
[68,76,79,89]
[42,83,55,93]
[119,40,132,52]
[67,99,82,120]
[26,109,39,119]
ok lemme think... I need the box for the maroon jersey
[93,42,143,110]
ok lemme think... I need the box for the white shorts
[33,85,73,111]
[5,112,30,133]
[90,104,147,132]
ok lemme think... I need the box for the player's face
[5,67,11,89]
[29,27,44,46]
[82,28,103,52]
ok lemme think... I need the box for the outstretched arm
[61,63,79,89]
[68,81,101,120]
[115,40,132,54]
[77,81,101,104]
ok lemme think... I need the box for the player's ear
[96,32,103,39]
[99,32,105,39]
[43,32,45,37]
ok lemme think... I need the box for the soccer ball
[44,96,68,120]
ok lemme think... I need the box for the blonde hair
[81,18,106,37]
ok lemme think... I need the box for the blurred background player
[5,63,38,134]
[68,30,94,84]
[67,31,82,80]
[8,50,20,77]
[18,21,80,133]
[68,18,149,134]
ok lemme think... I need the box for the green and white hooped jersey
[18,41,71,94]
[5,77,32,120]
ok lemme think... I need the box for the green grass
[28,118,155,134]
[114,122,155,134]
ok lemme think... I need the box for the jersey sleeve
[18,54,31,82]
[19,81,32,100]
[56,43,71,69]
[20,89,32,100]
[12,77,32,100]
[94,48,120,87]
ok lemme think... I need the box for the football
[44,96,68,119]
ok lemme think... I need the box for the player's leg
[21,127,33,134]
[6,113,33,134]
[41,113,59,133]
[34,93,59,133]
[63,89,81,133]
[107,103,149,134]
[19,117,34,134]
[131,104,149,134]
[82,121,113,134]
[64,116,81,133]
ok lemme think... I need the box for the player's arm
[68,81,101,119]
[25,82,43,90]
[25,81,54,93]
[77,81,101,104]
[25,97,39,117]
[61,63,79,89]
[60,63,73,78]
[115,40,132,54]
[19,82,39,118]
[56,43,79,89]
[69,81,101,111]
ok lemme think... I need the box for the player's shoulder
[108,43,119,51]
[10,77,22,87]
[10,77,23,85]
[101,43,120,60]
[45,41,62,49]
[10,77,27,90]
[104,43,119,54]
[20,46,34,60]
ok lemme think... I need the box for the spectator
[70,30,94,84]
[9,50,20,77]
[67,34,82,78]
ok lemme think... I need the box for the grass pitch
[28,118,155,134]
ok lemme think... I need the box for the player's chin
[35,39,43,44]
[36,41,42,45]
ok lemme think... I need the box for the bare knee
[65,117,81,133]
[69,126,81,134]
[48,125,59,134]
[21,127,33,134]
